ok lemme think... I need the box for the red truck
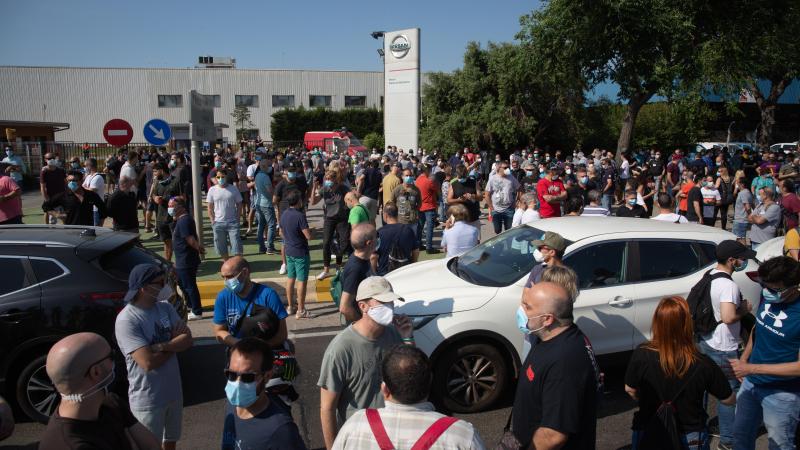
[303,129,367,156]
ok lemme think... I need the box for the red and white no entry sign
[103,119,133,147]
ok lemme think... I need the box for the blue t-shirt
[375,223,416,276]
[171,214,200,269]
[254,171,274,208]
[749,296,800,391]
[221,395,307,450]
[278,208,309,258]
[213,283,287,337]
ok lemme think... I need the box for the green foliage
[362,132,384,151]
[231,105,254,139]
[270,107,383,141]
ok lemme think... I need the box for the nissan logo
[389,35,411,59]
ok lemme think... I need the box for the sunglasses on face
[86,349,116,375]
[224,369,260,383]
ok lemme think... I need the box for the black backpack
[687,270,730,336]
[638,366,699,450]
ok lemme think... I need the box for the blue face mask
[762,287,783,304]
[218,177,228,187]
[468,171,477,178]
[255,156,263,161]
[580,176,589,184]
[323,180,334,189]
[404,176,415,184]
[287,172,297,181]
[526,170,534,177]
[67,181,79,191]
[516,306,531,335]
[458,177,467,183]
[214,161,222,168]
[225,271,244,294]
[224,380,259,407]
[167,207,175,217]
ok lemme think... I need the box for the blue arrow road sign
[143,119,171,145]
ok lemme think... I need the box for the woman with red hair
[624,296,736,450]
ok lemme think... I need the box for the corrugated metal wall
[0,66,384,142]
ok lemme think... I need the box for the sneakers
[266,248,277,255]
[187,312,202,321]
[426,248,440,255]
[316,270,330,280]
[279,263,287,275]
[296,309,314,319]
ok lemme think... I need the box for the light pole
[371,31,386,110]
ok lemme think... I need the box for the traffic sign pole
[189,124,204,250]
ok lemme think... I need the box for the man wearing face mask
[536,164,566,219]
[390,168,422,228]
[115,264,193,450]
[523,231,568,298]
[730,256,800,450]
[39,332,160,450]
[106,176,140,233]
[614,189,648,218]
[39,152,66,224]
[169,197,204,320]
[512,282,601,450]
[213,256,289,350]
[485,161,520,233]
[319,276,413,450]
[693,240,753,449]
[42,170,106,226]
[221,338,307,450]
[208,168,244,260]
[153,162,183,261]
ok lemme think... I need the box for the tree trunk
[750,78,790,150]
[615,92,652,161]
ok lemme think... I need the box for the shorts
[131,398,183,442]
[240,190,250,206]
[147,201,157,212]
[158,222,173,242]
[286,255,310,281]
[732,222,749,238]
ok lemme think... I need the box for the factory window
[235,95,259,108]
[157,95,183,108]
[345,96,367,108]
[272,95,295,108]
[210,95,221,108]
[309,95,332,108]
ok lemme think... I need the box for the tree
[701,0,800,148]
[518,0,714,156]
[231,105,254,140]
[270,107,382,141]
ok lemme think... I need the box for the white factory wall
[0,66,384,143]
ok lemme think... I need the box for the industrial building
[0,63,384,146]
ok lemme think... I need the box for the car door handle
[608,297,633,307]
[0,311,34,322]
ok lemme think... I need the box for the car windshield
[450,225,545,287]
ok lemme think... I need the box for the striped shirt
[332,401,486,450]
[581,206,610,216]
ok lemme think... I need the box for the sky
[1,0,617,98]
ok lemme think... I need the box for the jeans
[491,208,514,234]
[697,340,740,446]
[734,377,800,450]
[418,210,436,249]
[176,266,201,315]
[212,221,242,258]
[93,210,102,227]
[632,429,709,450]
[322,218,350,268]
[602,193,614,211]
[254,204,276,252]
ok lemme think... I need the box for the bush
[362,132,384,151]
[271,107,383,142]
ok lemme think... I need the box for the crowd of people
[1,141,800,449]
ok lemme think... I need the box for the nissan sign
[389,35,411,59]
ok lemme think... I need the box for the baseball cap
[531,231,569,253]
[124,263,164,303]
[715,240,756,261]
[356,276,405,303]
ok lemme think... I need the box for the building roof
[0,120,70,128]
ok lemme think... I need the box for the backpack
[329,270,343,308]
[687,270,731,336]
[637,366,699,450]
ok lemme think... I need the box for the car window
[29,258,66,284]
[563,242,627,289]
[98,242,168,281]
[637,241,708,281]
[0,256,29,297]
[454,226,547,287]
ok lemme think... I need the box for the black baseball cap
[715,240,756,261]
[124,264,164,303]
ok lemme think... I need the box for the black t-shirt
[177,165,192,199]
[341,254,372,320]
[450,179,480,222]
[685,186,703,222]
[624,347,732,432]
[41,166,66,196]
[601,168,616,193]
[512,325,602,449]
[42,189,106,226]
[323,184,349,221]
[616,204,648,218]
[362,167,383,200]
[106,189,139,230]
[154,176,182,225]
[172,214,200,269]
[39,393,136,450]
[221,394,307,450]
[375,223,417,276]
[107,158,123,177]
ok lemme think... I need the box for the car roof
[527,217,731,243]
[0,225,137,258]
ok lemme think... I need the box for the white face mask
[367,303,394,326]
[533,248,545,263]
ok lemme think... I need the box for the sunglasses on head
[223,369,259,383]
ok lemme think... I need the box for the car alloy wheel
[434,342,508,413]
[16,355,60,423]
[447,354,498,406]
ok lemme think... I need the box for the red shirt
[536,177,565,218]
[782,193,800,230]
[415,174,439,212]
[0,176,22,222]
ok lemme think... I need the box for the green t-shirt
[348,204,370,226]
[317,325,402,427]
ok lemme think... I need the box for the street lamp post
[371,31,386,112]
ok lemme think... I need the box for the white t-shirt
[700,187,721,218]
[512,208,525,227]
[206,184,243,223]
[652,213,688,223]
[521,209,541,224]
[82,172,105,195]
[620,160,630,179]
[119,162,138,192]
[704,269,741,352]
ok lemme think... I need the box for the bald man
[212,256,288,349]
[511,282,601,450]
[39,333,160,450]
[339,223,378,322]
[345,191,369,227]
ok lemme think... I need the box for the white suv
[387,217,761,413]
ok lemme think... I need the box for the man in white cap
[318,276,414,449]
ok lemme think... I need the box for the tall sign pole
[189,124,203,247]
[189,91,215,246]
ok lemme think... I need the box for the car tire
[15,354,59,424]
[433,342,508,413]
